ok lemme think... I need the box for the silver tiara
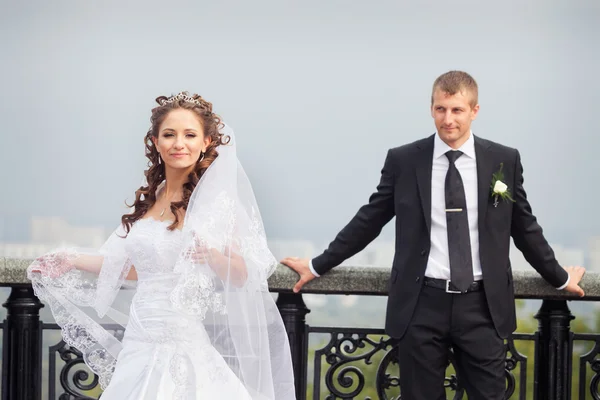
[160,92,204,107]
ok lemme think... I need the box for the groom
[281,70,586,399]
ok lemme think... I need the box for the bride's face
[153,109,210,170]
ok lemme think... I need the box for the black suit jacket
[312,134,568,339]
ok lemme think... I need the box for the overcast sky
[1,0,598,249]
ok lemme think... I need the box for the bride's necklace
[159,189,181,218]
[159,206,168,217]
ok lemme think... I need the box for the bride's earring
[199,151,205,162]
[158,153,162,164]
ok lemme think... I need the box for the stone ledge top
[267,264,600,300]
[3,257,597,300]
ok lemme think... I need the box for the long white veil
[27,124,296,399]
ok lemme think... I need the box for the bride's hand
[193,244,242,271]
[188,233,240,268]
[187,232,248,286]
[194,246,224,269]
[187,233,223,268]
[30,252,74,278]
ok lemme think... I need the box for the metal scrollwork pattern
[40,324,600,399]
[574,333,600,400]
[50,340,98,400]
[504,333,532,400]
[375,344,400,399]
[311,327,533,400]
[46,324,124,400]
[317,330,388,399]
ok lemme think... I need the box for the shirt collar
[433,130,476,160]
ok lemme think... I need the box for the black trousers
[397,285,506,400]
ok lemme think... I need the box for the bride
[27,92,296,399]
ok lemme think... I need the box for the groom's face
[431,88,479,149]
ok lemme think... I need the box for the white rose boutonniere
[490,163,515,208]
[493,180,508,195]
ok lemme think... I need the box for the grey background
[1,0,598,251]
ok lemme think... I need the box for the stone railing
[1,257,600,400]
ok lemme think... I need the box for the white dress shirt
[309,131,569,289]
[426,131,481,280]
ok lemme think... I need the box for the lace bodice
[122,218,208,345]
[125,218,183,279]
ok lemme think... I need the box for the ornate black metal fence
[2,263,600,400]
[278,295,600,400]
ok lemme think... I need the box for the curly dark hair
[121,92,229,234]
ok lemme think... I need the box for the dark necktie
[445,150,474,291]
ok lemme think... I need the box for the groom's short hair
[431,71,479,108]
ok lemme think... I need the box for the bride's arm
[206,246,247,287]
[72,254,103,274]
[73,254,138,280]
[125,267,138,280]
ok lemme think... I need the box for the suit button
[415,277,420,282]
[420,250,427,256]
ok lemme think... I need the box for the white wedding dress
[100,217,253,399]
[28,125,296,400]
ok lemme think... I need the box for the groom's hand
[563,266,586,297]
[280,257,316,293]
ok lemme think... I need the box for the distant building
[30,216,107,248]
[338,239,395,268]
[0,216,107,259]
[0,243,55,259]
[267,239,316,261]
[510,240,585,271]
[588,236,600,273]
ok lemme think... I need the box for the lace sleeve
[26,223,134,389]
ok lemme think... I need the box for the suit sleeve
[510,150,569,288]
[312,149,396,275]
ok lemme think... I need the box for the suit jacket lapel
[416,135,435,233]
[474,136,493,232]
